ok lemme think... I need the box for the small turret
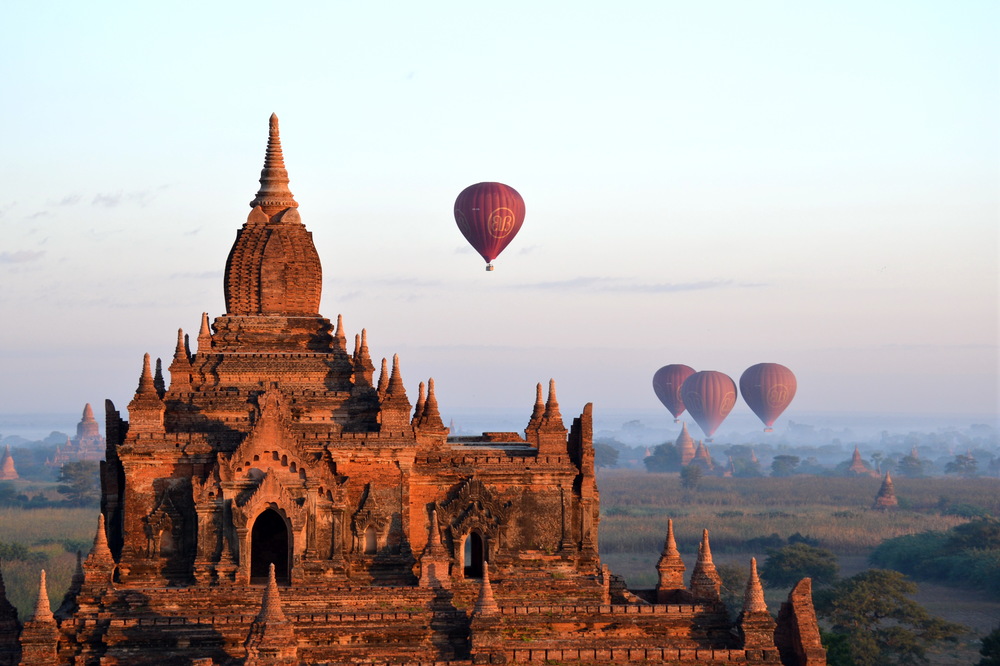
[153,357,166,398]
[473,561,500,616]
[412,381,426,425]
[689,529,722,602]
[377,354,412,430]
[376,358,390,400]
[127,354,165,432]
[19,570,58,664]
[244,564,297,666]
[737,558,776,650]
[83,514,116,587]
[655,519,686,602]
[415,378,446,432]
[353,329,375,387]
[524,383,545,445]
[197,312,212,354]
[333,314,348,352]
[418,509,450,589]
[168,328,193,393]
[533,379,568,455]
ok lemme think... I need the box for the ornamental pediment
[223,388,335,487]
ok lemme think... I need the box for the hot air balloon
[680,371,737,441]
[652,364,696,422]
[740,363,797,432]
[454,182,525,271]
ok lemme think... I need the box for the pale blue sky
[1,1,997,429]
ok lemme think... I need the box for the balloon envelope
[652,364,696,420]
[454,182,525,266]
[740,363,797,431]
[681,371,738,439]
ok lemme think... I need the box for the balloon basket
[485,263,494,272]
[764,427,773,433]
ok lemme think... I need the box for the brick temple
[0,115,825,665]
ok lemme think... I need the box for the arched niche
[250,508,290,583]
[463,530,485,579]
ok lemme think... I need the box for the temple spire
[249,113,298,216]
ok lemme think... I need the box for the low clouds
[514,277,764,293]
[168,270,223,280]
[0,250,45,264]
[92,190,153,208]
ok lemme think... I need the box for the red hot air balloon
[680,371,738,441]
[740,363,797,432]
[454,182,525,271]
[652,364,696,422]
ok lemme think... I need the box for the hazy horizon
[2,2,997,423]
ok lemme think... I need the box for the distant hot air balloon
[740,363,797,432]
[454,182,525,271]
[652,364,696,422]
[680,371,738,441]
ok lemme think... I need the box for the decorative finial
[249,114,298,216]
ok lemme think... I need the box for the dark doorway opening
[250,509,289,583]
[463,531,484,578]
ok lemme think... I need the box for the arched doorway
[463,531,484,579]
[250,509,289,583]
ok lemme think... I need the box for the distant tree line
[869,517,1000,595]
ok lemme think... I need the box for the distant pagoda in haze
[49,404,105,466]
[0,445,17,480]
[872,471,898,510]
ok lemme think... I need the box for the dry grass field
[597,470,1000,665]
